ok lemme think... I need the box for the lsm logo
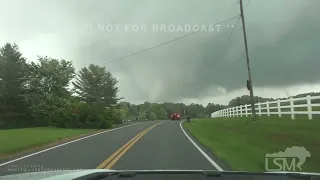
[265,146,311,172]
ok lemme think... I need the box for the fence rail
[211,95,320,120]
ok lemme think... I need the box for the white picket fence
[211,95,320,120]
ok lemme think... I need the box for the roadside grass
[0,121,142,160]
[0,127,99,157]
[183,116,320,172]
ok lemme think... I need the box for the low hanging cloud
[0,0,319,104]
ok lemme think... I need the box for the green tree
[205,103,226,116]
[72,64,121,128]
[26,56,75,127]
[118,101,129,118]
[112,108,123,125]
[0,43,30,128]
[139,110,147,121]
[73,64,121,107]
[128,104,138,117]
[119,109,127,119]
[185,103,203,118]
[149,112,157,120]
[156,107,168,120]
[163,102,180,115]
[228,95,275,107]
[28,56,75,97]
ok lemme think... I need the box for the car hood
[1,169,320,180]
[0,169,115,180]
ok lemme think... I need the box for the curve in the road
[0,120,225,176]
[111,120,224,171]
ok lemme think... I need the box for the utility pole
[239,0,256,120]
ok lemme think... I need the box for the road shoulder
[181,121,232,171]
[0,122,143,164]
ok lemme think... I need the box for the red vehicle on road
[170,113,181,121]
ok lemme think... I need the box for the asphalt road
[0,120,221,176]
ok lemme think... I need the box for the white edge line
[179,121,224,171]
[0,122,150,167]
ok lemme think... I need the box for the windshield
[0,0,319,178]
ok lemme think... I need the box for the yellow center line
[105,123,159,169]
[96,127,150,169]
[96,122,161,169]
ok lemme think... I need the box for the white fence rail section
[211,95,320,120]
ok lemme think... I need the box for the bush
[19,93,117,129]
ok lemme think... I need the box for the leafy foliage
[0,43,230,129]
[228,92,320,107]
[0,43,30,128]
[72,64,121,107]
[117,101,227,120]
[228,95,275,107]
[0,43,121,129]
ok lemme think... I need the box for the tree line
[0,43,122,129]
[228,92,320,107]
[116,101,227,121]
[126,91,320,121]
[0,42,227,129]
[1,42,317,129]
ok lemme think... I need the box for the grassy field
[184,116,320,172]
[0,127,100,157]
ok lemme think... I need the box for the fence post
[226,109,228,117]
[307,95,312,120]
[258,102,261,116]
[266,101,270,116]
[290,97,295,120]
[233,107,235,117]
[240,105,243,117]
[226,108,228,117]
[236,107,238,117]
[245,104,248,117]
[277,99,281,118]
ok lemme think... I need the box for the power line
[225,0,252,46]
[104,15,240,64]
[225,17,241,46]
[245,0,252,11]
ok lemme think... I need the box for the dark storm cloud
[0,0,319,103]
[69,0,320,102]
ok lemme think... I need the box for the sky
[0,0,319,105]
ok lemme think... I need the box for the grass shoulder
[183,117,320,172]
[0,123,133,161]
